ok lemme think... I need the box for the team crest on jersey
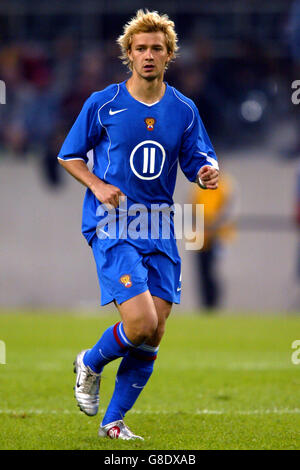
[120,274,132,288]
[144,117,156,131]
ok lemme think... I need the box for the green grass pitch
[0,311,300,450]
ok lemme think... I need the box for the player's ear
[127,48,132,62]
[127,49,134,70]
[165,51,173,66]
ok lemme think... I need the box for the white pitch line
[195,408,300,415]
[226,362,294,371]
[0,408,300,416]
[158,362,295,371]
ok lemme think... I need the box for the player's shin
[83,321,135,373]
[101,344,158,426]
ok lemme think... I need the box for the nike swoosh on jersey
[132,383,144,389]
[109,108,127,115]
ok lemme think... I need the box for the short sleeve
[57,93,102,163]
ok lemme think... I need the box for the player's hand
[92,180,125,208]
[197,165,219,190]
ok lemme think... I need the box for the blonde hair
[117,9,179,71]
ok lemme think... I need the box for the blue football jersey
[57,80,218,246]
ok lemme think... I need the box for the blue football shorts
[91,237,181,306]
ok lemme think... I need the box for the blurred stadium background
[0,0,300,313]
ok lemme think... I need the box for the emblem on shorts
[120,274,132,288]
[144,117,156,131]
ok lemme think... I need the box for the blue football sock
[83,322,135,373]
[102,343,159,426]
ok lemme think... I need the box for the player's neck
[126,75,166,105]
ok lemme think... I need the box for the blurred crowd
[0,36,128,184]
[0,2,298,187]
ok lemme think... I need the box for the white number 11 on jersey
[143,148,156,174]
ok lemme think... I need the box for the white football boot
[98,420,144,440]
[73,350,101,416]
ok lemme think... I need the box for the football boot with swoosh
[98,420,144,440]
[73,350,101,416]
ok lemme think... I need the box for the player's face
[128,32,171,81]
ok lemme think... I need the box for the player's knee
[156,323,166,342]
[147,319,166,346]
[130,314,158,345]
[144,317,159,341]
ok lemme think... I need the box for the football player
[58,9,219,440]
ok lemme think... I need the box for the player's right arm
[57,89,124,208]
[58,159,124,208]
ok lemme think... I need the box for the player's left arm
[197,165,219,190]
[179,102,219,190]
